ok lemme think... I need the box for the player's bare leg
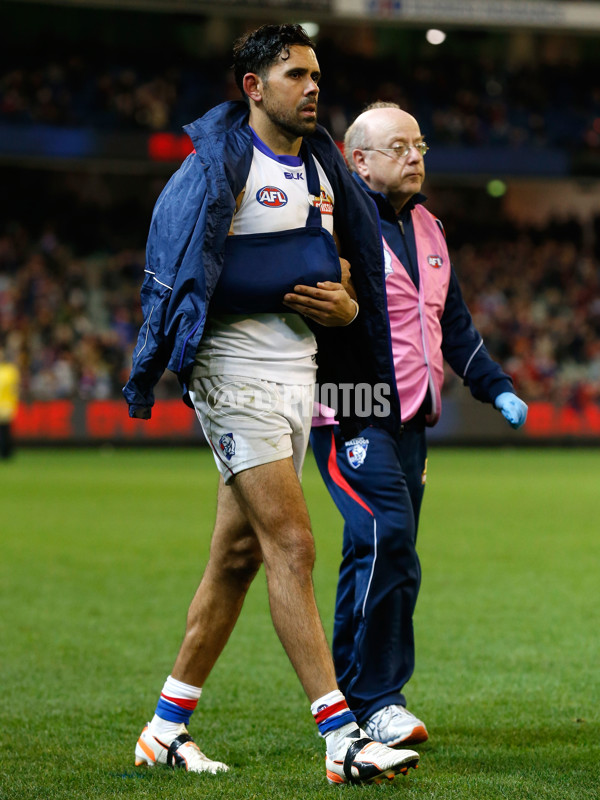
[228,456,338,702]
[134,478,262,774]
[171,477,263,686]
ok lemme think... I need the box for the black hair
[232,23,315,97]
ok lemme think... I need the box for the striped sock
[153,675,202,726]
[311,689,357,737]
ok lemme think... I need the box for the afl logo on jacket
[256,186,288,207]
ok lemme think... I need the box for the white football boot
[362,705,428,747]
[326,727,419,785]
[134,723,229,773]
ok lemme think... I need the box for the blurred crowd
[317,36,600,151]
[2,16,600,410]
[0,220,146,403]
[445,233,600,409]
[1,180,599,409]
[0,52,229,135]
[1,31,600,152]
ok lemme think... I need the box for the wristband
[343,299,359,326]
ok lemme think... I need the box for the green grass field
[1,447,598,799]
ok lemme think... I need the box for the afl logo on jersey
[257,186,288,207]
[427,255,443,268]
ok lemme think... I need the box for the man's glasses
[362,142,429,159]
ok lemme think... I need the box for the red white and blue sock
[311,689,357,737]
[149,675,202,739]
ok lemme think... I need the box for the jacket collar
[184,100,341,162]
[183,100,250,145]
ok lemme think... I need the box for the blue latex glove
[494,392,528,429]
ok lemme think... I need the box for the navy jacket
[123,101,401,437]
[359,176,513,406]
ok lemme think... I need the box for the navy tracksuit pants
[310,422,427,723]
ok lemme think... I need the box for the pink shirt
[384,204,450,425]
[312,204,451,428]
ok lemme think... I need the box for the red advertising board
[11,399,600,444]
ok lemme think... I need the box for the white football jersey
[232,138,334,236]
[194,132,336,385]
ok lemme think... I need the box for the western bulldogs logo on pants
[219,432,236,460]
[345,437,369,469]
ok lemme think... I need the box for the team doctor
[310,102,528,748]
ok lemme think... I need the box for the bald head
[344,106,416,168]
[344,104,426,212]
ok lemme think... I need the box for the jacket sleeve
[123,154,207,418]
[310,132,402,437]
[441,266,514,404]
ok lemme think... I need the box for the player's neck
[248,113,302,157]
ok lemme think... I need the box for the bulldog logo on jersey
[313,187,333,215]
[256,186,288,207]
[219,432,236,460]
[345,437,369,469]
[428,255,443,268]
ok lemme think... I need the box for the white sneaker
[134,722,229,774]
[363,705,428,747]
[325,728,419,785]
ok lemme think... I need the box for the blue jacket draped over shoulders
[123,101,401,438]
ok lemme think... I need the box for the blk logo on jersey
[257,186,288,207]
[345,437,369,469]
[284,171,304,181]
[428,255,443,268]
[219,432,236,460]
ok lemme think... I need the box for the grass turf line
[0,447,598,799]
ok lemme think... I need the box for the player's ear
[243,73,262,103]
